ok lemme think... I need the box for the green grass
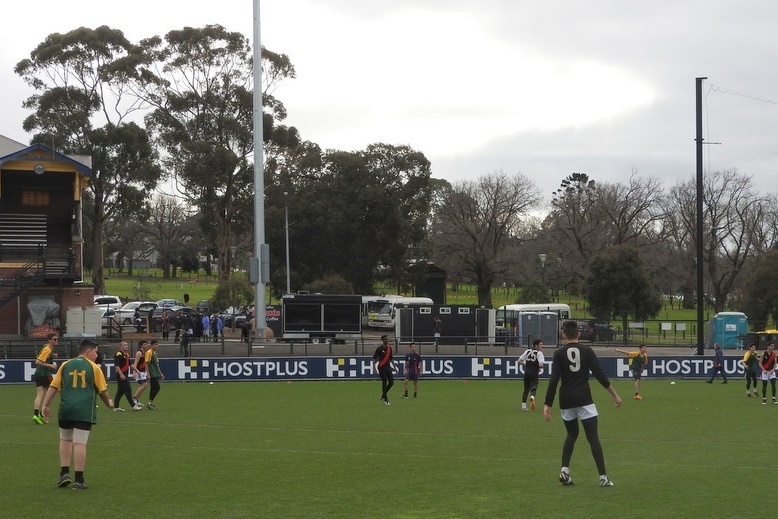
[0,378,761,518]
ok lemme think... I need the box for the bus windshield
[367,301,393,315]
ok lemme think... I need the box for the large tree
[267,143,433,295]
[15,26,161,294]
[134,25,296,281]
[430,171,541,307]
[584,245,662,342]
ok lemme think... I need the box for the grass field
[0,377,761,518]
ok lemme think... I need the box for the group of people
[33,334,165,490]
[738,341,778,404]
[372,335,423,406]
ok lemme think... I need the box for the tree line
[13,25,778,326]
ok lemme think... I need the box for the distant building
[0,136,94,336]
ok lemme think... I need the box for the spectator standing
[215,315,224,339]
[33,332,59,424]
[544,321,622,487]
[161,312,170,340]
[706,343,728,384]
[433,316,442,347]
[174,311,183,341]
[402,342,422,399]
[42,338,114,490]
[202,314,211,341]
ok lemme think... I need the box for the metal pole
[253,0,267,339]
[284,191,290,294]
[695,76,707,356]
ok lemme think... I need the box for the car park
[577,320,615,342]
[115,301,158,325]
[94,295,123,311]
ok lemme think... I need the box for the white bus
[495,303,571,326]
[367,295,434,329]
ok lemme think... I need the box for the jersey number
[526,351,538,362]
[566,347,581,372]
[68,369,87,388]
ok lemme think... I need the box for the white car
[94,295,123,311]
[116,301,158,325]
[157,298,187,308]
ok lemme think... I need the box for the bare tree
[665,169,768,312]
[144,195,197,279]
[430,171,540,307]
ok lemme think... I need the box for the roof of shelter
[0,141,92,176]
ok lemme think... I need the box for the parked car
[116,301,158,325]
[100,308,120,331]
[196,299,212,314]
[220,305,253,328]
[577,320,615,342]
[94,295,123,311]
[156,298,187,308]
[150,305,198,333]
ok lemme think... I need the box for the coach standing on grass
[373,335,395,406]
[544,320,622,488]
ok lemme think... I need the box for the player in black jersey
[543,321,622,487]
[518,339,545,411]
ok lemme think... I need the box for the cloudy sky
[2,0,778,200]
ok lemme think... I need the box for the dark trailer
[281,293,362,343]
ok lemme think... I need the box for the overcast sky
[2,0,778,200]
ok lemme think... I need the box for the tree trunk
[91,209,105,295]
[216,213,232,282]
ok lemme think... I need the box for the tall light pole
[284,191,291,294]
[538,253,547,287]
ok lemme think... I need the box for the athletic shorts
[761,371,776,381]
[34,375,52,388]
[58,420,93,431]
[631,369,642,380]
[560,404,599,421]
[405,373,419,381]
[136,372,148,383]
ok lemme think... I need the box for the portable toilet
[707,312,748,349]
[516,311,558,347]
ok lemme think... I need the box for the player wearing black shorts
[42,338,114,489]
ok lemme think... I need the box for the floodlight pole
[695,77,707,356]
[252,0,267,339]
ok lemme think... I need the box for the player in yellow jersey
[740,343,760,397]
[32,333,59,424]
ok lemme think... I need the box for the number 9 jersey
[544,342,612,410]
